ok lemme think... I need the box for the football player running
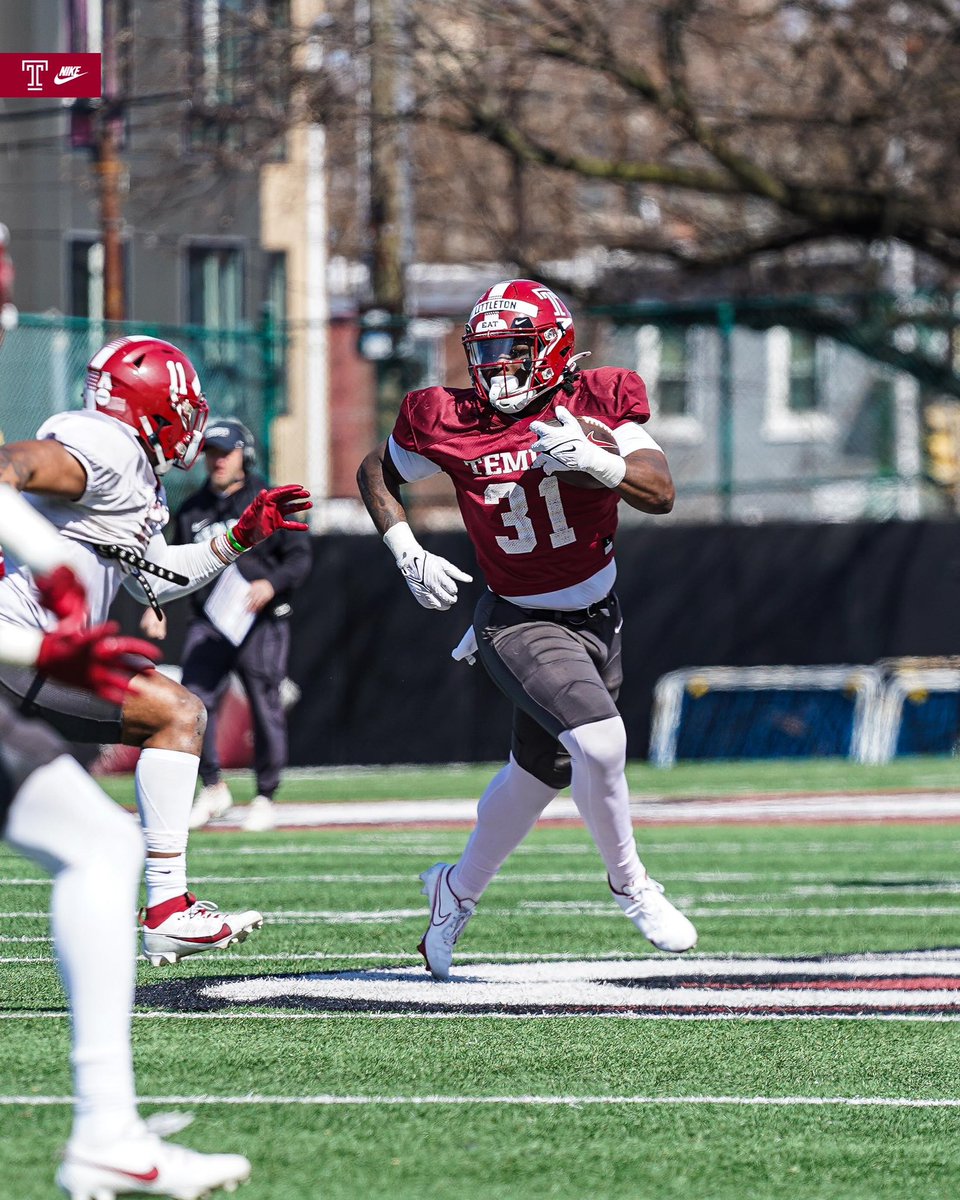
[358,278,696,979]
[0,485,251,1199]
[0,335,311,966]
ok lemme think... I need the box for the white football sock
[559,716,644,891]
[135,748,199,908]
[450,755,558,900]
[143,852,188,909]
[4,755,144,1146]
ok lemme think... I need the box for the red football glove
[231,484,312,549]
[35,564,89,631]
[36,621,161,706]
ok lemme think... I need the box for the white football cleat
[56,1128,250,1200]
[242,796,276,832]
[188,782,233,830]
[140,893,263,967]
[417,862,476,980]
[610,875,698,953]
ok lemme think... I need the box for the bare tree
[392,0,960,391]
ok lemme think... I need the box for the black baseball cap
[203,418,254,454]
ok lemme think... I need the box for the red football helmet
[462,279,575,414]
[83,336,208,475]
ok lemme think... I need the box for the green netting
[0,314,282,511]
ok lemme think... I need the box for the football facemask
[463,280,575,415]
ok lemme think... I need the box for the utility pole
[367,0,407,436]
[96,0,125,321]
[369,0,404,316]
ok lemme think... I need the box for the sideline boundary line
[2,1092,960,1109]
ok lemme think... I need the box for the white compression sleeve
[4,756,143,1145]
[559,716,645,891]
[135,748,199,907]
[449,755,558,901]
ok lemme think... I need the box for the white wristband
[591,452,627,490]
[0,623,44,668]
[383,521,421,562]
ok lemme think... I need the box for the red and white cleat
[417,862,476,980]
[140,893,263,967]
[56,1129,251,1199]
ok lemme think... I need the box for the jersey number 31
[485,478,575,554]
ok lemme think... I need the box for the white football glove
[530,405,626,489]
[384,522,473,611]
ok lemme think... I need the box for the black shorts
[0,664,124,745]
[473,589,623,789]
[0,695,70,832]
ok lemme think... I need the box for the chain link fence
[586,296,952,524]
[0,312,284,511]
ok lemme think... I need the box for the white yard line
[110,791,960,829]
[4,1010,960,1023]
[2,1092,960,1108]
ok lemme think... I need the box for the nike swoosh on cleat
[116,1166,160,1183]
[76,1162,160,1183]
[430,872,454,925]
[174,924,232,944]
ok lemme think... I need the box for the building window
[764,327,834,441]
[69,237,131,319]
[656,327,692,417]
[786,331,819,413]
[263,251,287,413]
[186,0,291,156]
[69,239,104,319]
[187,244,244,328]
[264,251,287,325]
[635,324,705,443]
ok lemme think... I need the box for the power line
[0,92,188,125]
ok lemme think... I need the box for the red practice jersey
[391,367,651,597]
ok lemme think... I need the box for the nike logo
[74,1160,160,1183]
[116,1166,160,1183]
[176,923,231,944]
[430,871,455,925]
[54,67,85,84]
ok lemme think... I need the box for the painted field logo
[138,951,960,1019]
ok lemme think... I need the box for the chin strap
[560,351,592,395]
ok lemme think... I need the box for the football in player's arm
[358,278,696,980]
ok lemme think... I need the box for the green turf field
[3,761,960,1199]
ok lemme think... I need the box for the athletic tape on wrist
[211,531,244,565]
[383,521,421,562]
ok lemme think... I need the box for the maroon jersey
[391,367,650,597]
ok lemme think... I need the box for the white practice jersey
[0,410,168,630]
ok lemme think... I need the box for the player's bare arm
[0,439,86,499]
[617,448,675,515]
[357,439,408,535]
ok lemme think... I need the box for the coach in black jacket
[143,418,312,831]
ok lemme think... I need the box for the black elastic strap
[95,543,189,621]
